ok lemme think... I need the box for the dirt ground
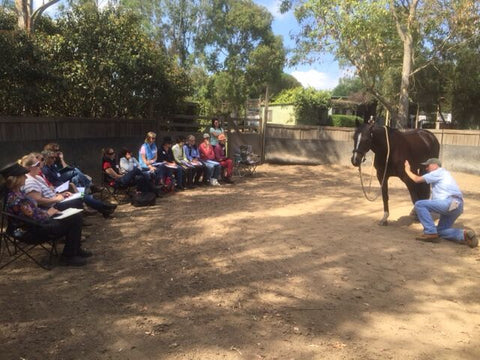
[1,164,480,360]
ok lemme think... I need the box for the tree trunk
[15,0,30,31]
[398,33,413,128]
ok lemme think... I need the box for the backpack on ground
[131,191,156,207]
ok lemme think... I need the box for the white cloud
[291,70,339,91]
[265,0,288,20]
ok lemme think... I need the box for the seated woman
[172,135,195,188]
[102,148,158,194]
[21,154,116,218]
[158,136,184,190]
[0,162,91,266]
[43,143,101,193]
[199,133,221,186]
[183,135,207,186]
[138,131,165,185]
[119,148,141,174]
[214,134,234,183]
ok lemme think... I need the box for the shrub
[331,114,363,127]
[273,87,331,125]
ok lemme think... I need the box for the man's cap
[203,133,210,138]
[421,158,442,167]
[0,162,29,178]
[218,134,226,141]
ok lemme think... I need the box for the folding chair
[234,145,261,177]
[0,210,60,270]
[100,170,134,204]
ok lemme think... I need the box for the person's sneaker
[60,255,87,266]
[464,230,478,248]
[78,248,93,258]
[415,233,440,242]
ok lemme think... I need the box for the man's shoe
[78,248,93,258]
[415,233,440,243]
[464,230,478,248]
[60,255,87,266]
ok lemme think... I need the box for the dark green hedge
[330,114,363,127]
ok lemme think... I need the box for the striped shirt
[23,174,56,199]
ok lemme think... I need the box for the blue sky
[253,0,341,90]
[37,0,341,90]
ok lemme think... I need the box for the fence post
[260,86,269,162]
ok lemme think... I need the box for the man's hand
[404,160,424,183]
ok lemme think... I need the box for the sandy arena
[1,164,480,360]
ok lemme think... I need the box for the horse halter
[352,129,373,162]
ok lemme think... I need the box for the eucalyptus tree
[197,0,285,115]
[13,0,61,32]
[281,0,480,128]
[35,4,189,117]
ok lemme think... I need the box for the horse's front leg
[379,177,389,226]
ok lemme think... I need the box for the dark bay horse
[351,120,440,225]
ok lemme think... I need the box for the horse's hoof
[378,220,388,226]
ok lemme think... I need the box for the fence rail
[0,115,260,142]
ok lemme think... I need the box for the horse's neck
[371,126,397,156]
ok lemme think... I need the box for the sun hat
[0,162,29,178]
[203,133,210,138]
[421,158,442,167]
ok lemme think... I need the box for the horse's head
[351,119,375,167]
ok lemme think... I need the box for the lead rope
[358,126,390,201]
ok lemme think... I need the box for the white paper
[55,181,70,193]
[59,192,83,203]
[76,187,85,194]
[53,207,83,219]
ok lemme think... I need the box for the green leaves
[0,5,189,117]
[273,87,331,125]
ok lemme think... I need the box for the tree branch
[31,0,61,32]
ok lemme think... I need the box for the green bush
[331,114,363,127]
[273,87,331,125]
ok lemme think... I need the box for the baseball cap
[421,158,442,167]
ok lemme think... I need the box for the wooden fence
[1,118,478,176]
[264,124,480,174]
